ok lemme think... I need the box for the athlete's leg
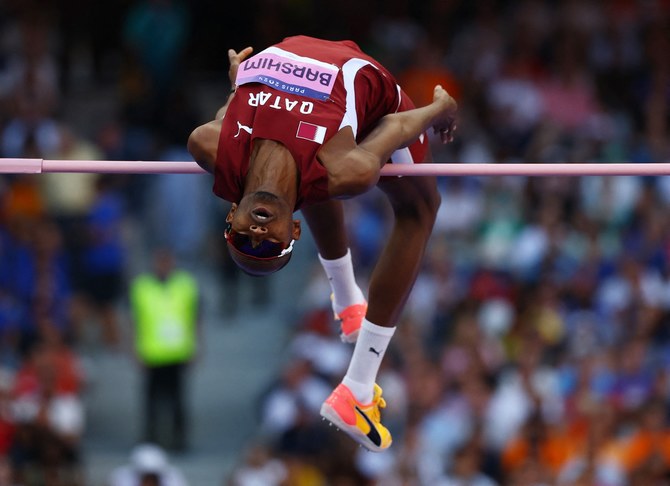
[301,200,348,259]
[339,173,440,401]
[367,173,440,326]
[302,201,367,342]
[320,171,439,451]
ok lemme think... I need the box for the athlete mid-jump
[188,35,457,451]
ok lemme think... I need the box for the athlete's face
[226,191,301,255]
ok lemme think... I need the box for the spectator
[108,443,189,486]
[614,399,670,478]
[0,13,61,159]
[1,175,44,222]
[10,336,85,486]
[120,0,191,131]
[0,369,15,458]
[258,359,331,439]
[78,174,126,347]
[226,443,287,486]
[129,249,200,452]
[0,215,72,352]
[39,126,101,223]
[557,404,626,486]
[436,440,499,486]
[13,325,83,399]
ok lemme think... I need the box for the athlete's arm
[188,47,254,174]
[321,85,457,198]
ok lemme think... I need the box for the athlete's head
[225,191,301,276]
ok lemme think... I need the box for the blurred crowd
[222,1,670,486]
[0,0,213,484]
[237,171,670,485]
[0,0,667,485]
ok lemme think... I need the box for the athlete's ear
[225,203,238,224]
[291,219,301,241]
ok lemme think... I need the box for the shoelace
[371,389,386,423]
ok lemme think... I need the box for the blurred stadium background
[0,0,669,485]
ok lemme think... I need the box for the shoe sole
[319,402,389,453]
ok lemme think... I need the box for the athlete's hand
[228,46,254,88]
[431,85,458,144]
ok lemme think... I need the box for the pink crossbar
[2,159,670,176]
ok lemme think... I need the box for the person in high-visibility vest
[129,249,200,451]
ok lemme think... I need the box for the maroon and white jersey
[214,35,428,209]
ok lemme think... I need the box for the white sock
[342,320,396,403]
[318,249,365,314]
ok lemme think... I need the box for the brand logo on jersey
[234,121,253,138]
[248,91,314,114]
[296,121,326,144]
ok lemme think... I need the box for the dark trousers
[144,363,187,450]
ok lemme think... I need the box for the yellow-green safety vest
[130,271,198,366]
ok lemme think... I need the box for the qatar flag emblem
[296,121,327,144]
